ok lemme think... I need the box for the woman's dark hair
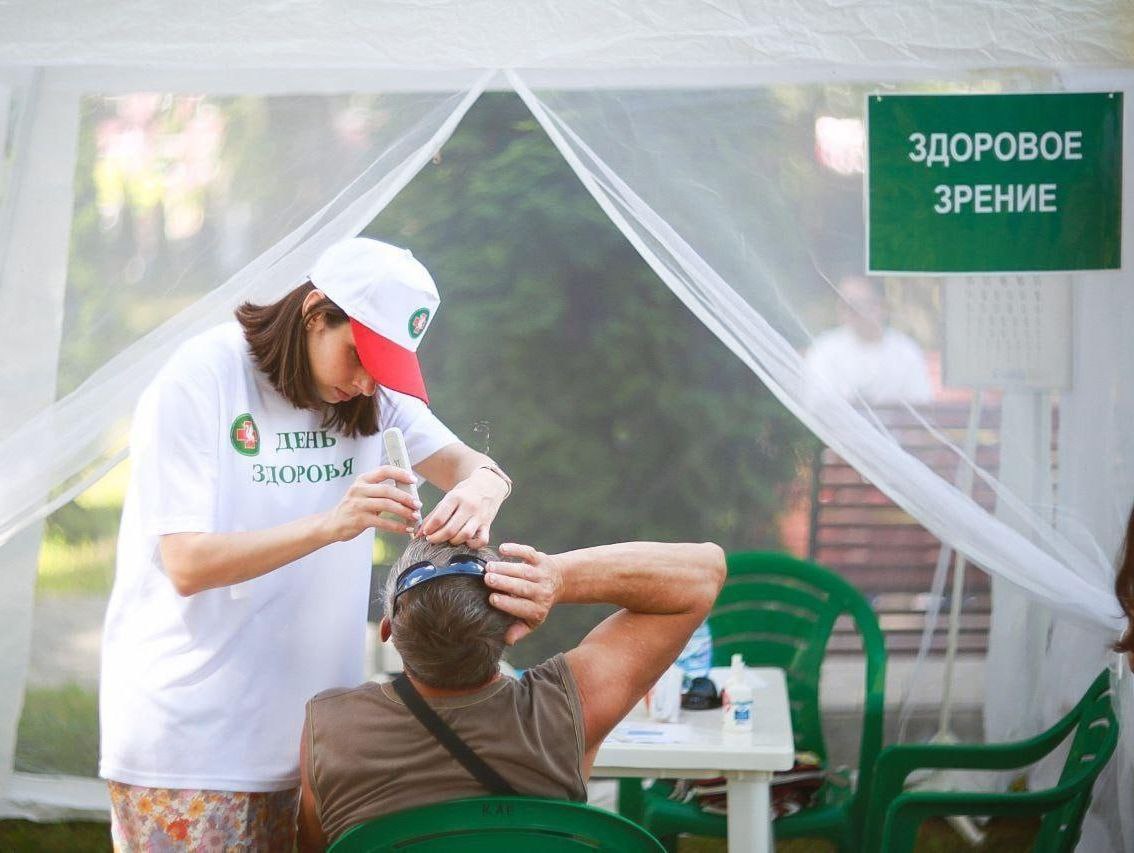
[235,282,379,438]
[1113,506,1134,655]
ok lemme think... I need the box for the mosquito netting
[0,2,1131,850]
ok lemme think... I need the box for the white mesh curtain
[1,1,1133,848]
[0,65,489,816]
[506,70,1133,850]
[509,70,1121,617]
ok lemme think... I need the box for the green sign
[867,92,1122,274]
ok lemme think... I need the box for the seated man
[298,536,726,850]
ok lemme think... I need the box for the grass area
[35,460,129,598]
[9,472,113,852]
[14,684,99,777]
[74,461,131,511]
[36,534,116,597]
[0,821,110,852]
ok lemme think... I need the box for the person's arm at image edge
[485,541,726,766]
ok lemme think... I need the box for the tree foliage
[54,90,816,664]
[370,94,815,662]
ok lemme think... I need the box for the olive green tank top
[304,654,587,843]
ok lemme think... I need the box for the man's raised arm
[484,541,726,767]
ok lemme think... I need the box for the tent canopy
[1,0,1132,72]
[1,3,1132,851]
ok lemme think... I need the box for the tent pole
[0,68,82,811]
[939,392,983,736]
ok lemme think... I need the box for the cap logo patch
[408,307,431,339]
[230,413,261,456]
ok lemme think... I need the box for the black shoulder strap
[391,673,518,796]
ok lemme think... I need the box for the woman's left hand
[419,467,508,547]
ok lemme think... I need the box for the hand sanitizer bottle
[721,653,754,732]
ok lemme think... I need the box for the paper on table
[609,722,694,744]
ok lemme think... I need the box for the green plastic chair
[861,669,1119,853]
[327,796,666,852]
[621,551,887,852]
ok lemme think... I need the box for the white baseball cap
[309,238,439,403]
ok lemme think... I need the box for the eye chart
[942,275,1072,390]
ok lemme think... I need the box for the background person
[298,537,726,850]
[804,275,933,405]
[100,238,512,850]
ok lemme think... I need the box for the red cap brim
[349,319,429,404]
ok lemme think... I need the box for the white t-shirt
[99,323,458,792]
[803,326,933,405]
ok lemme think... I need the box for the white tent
[1,1,1132,849]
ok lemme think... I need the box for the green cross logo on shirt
[229,413,260,457]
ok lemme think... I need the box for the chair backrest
[327,796,666,852]
[710,551,887,824]
[1034,670,1120,852]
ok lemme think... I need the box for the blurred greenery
[37,461,128,597]
[0,821,111,852]
[44,92,815,663]
[10,80,1046,850]
[14,684,99,777]
[368,93,816,664]
[37,533,116,596]
[59,93,389,397]
[27,91,815,780]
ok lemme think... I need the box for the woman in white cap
[98,238,514,850]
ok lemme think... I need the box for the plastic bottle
[647,665,684,723]
[675,621,713,689]
[721,653,754,732]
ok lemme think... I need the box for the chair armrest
[874,720,1074,784]
[862,734,1074,853]
[879,787,1079,852]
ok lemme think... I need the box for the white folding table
[593,666,794,853]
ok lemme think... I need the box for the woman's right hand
[323,466,422,542]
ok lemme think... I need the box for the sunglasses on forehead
[392,554,487,612]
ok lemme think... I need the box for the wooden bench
[804,403,1001,656]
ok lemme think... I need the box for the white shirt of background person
[804,275,933,406]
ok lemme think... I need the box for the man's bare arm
[484,541,726,766]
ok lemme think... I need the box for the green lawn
[36,532,116,597]
[0,821,110,852]
[15,684,99,777]
[36,460,128,598]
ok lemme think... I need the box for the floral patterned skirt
[107,781,299,851]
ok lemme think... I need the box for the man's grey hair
[382,538,513,689]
